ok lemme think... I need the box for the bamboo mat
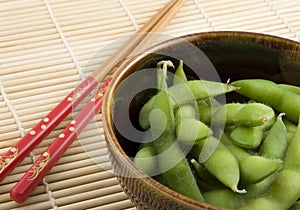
[1,0,300,209]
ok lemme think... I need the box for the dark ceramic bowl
[102,31,300,210]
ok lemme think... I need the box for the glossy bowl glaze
[102,31,300,210]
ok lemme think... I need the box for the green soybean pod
[239,156,282,184]
[140,80,239,129]
[278,83,300,95]
[191,159,226,190]
[134,61,169,176]
[234,103,275,126]
[213,103,244,125]
[239,197,280,210]
[148,66,205,202]
[174,103,198,122]
[169,80,239,104]
[191,136,246,193]
[198,106,213,124]
[221,134,282,184]
[153,133,205,202]
[231,79,283,107]
[134,143,157,175]
[172,60,188,85]
[230,126,264,149]
[240,118,300,210]
[239,169,300,210]
[220,133,249,161]
[172,60,200,123]
[259,113,288,159]
[197,99,210,107]
[199,103,275,127]
[283,116,300,171]
[204,173,277,209]
[175,118,212,145]
[231,79,300,123]
[153,134,206,202]
[283,118,297,143]
[258,113,276,131]
[204,188,245,209]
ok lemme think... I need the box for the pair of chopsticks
[0,0,187,203]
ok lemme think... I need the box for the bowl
[102,31,300,210]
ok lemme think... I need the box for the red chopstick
[7,0,187,203]
[0,76,98,183]
[0,0,184,183]
[10,78,111,203]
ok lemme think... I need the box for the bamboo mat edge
[1,0,300,209]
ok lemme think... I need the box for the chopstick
[10,77,112,203]
[9,0,187,203]
[90,0,184,82]
[0,0,185,184]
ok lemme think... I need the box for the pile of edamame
[134,60,300,210]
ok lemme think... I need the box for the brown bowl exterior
[102,31,300,210]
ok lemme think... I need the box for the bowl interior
[112,31,300,157]
[105,31,300,209]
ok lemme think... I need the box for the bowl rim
[102,31,300,209]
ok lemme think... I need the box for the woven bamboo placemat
[1,0,300,209]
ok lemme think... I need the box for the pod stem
[235,188,247,194]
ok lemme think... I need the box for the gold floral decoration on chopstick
[91,80,110,102]
[28,152,50,180]
[68,80,92,102]
[0,147,18,173]
[91,87,105,102]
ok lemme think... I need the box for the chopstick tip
[10,188,27,203]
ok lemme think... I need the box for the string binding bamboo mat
[1,0,300,209]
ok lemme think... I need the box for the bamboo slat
[1,0,300,209]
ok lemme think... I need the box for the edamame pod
[278,83,300,95]
[239,197,279,210]
[258,113,276,131]
[175,118,212,145]
[231,79,300,123]
[234,103,275,126]
[191,159,225,190]
[140,80,239,129]
[134,143,157,175]
[241,118,300,210]
[283,116,300,171]
[204,188,246,209]
[204,173,277,209]
[172,61,200,124]
[198,106,213,124]
[220,134,249,162]
[283,118,297,143]
[259,113,288,159]
[230,126,264,149]
[174,103,198,122]
[197,99,209,107]
[169,80,238,106]
[172,60,188,85]
[239,156,282,183]
[148,62,205,202]
[191,136,245,193]
[199,102,275,127]
[154,133,205,202]
[221,134,282,184]
[240,170,300,210]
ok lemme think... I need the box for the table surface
[1,0,300,209]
